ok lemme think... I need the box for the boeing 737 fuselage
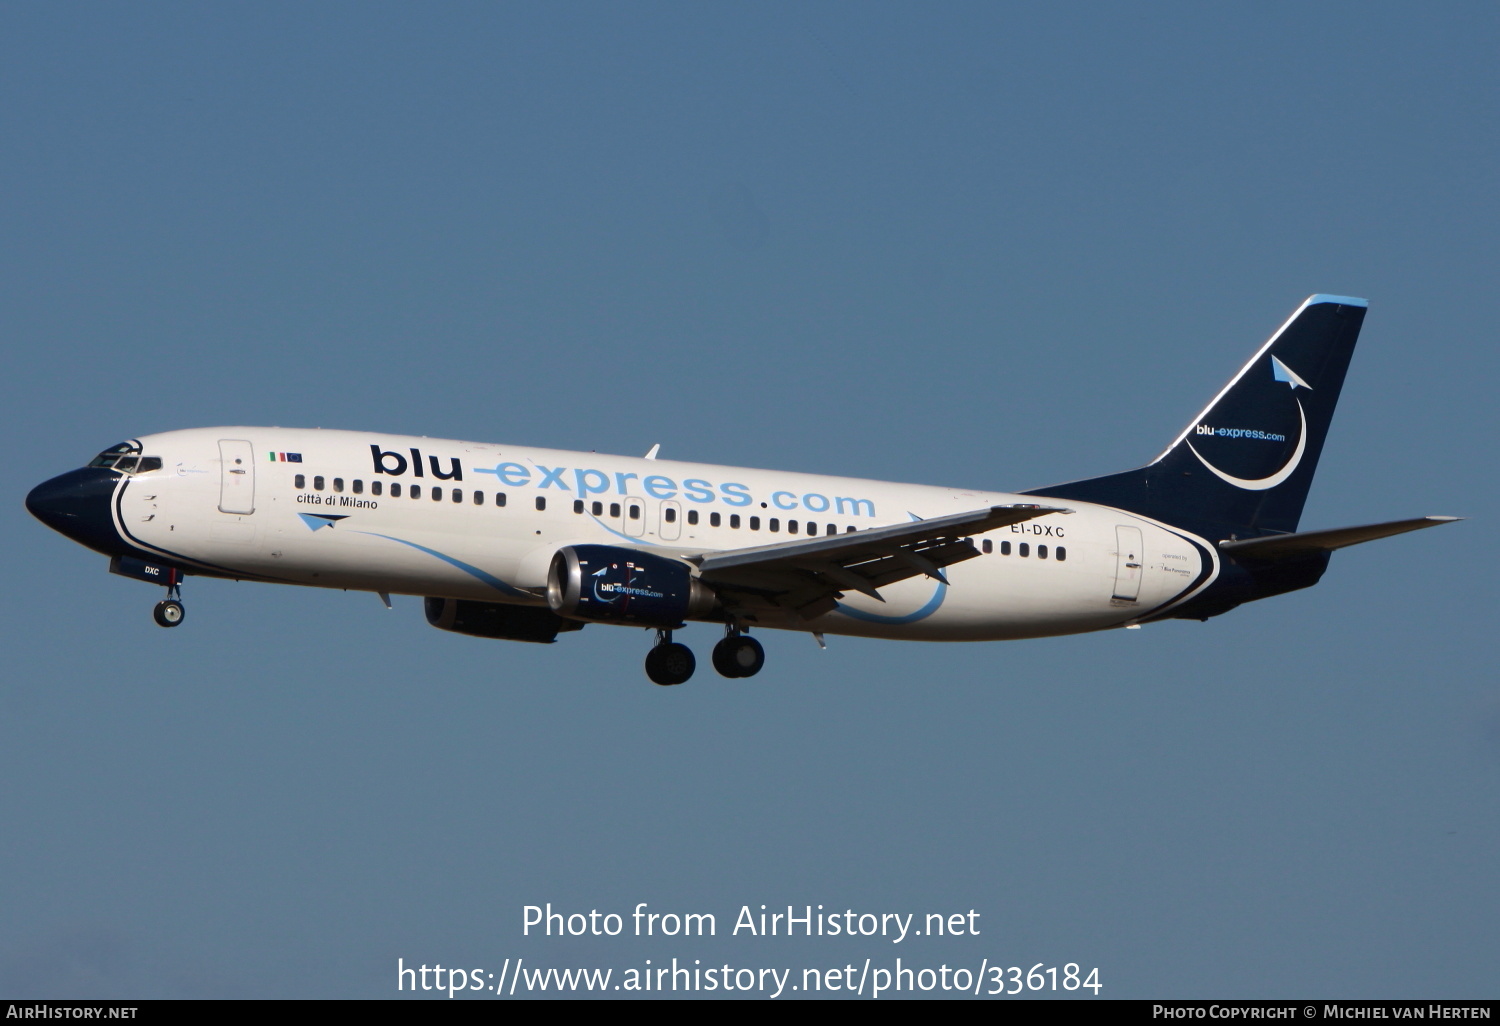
[26,296,1458,683]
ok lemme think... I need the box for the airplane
[25,295,1459,685]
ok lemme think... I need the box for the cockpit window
[87,443,160,474]
[88,442,141,469]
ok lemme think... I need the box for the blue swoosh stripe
[587,513,660,546]
[353,532,530,597]
[835,581,946,625]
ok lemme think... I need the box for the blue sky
[2,2,1495,998]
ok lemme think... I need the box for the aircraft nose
[26,467,127,556]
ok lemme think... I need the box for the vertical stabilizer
[1025,295,1367,538]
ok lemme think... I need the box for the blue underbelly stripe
[353,532,530,598]
[834,581,946,625]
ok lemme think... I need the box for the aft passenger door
[217,439,256,514]
[1111,525,1143,604]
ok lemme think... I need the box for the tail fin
[1025,295,1367,538]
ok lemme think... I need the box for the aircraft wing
[685,504,1072,622]
[1218,515,1462,560]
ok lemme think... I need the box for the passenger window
[353,480,363,494]
[788,520,798,534]
[411,485,421,500]
[1038,544,1048,559]
[314,476,325,491]
[391,483,402,497]
[573,499,584,514]
[730,514,741,529]
[982,539,993,554]
[664,507,677,523]
[591,501,603,516]
[536,496,546,511]
[628,504,640,520]
[295,474,306,489]
[610,502,621,518]
[687,510,698,525]
[1001,540,1011,555]
[769,518,779,532]
[495,492,506,507]
[1056,546,1067,562]
[750,516,760,530]
[827,524,836,536]
[1019,542,1029,557]
[452,488,462,503]
[332,478,343,493]
[846,526,856,533]
[431,486,441,500]
[474,491,483,505]
[710,512,722,527]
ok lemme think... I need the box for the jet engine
[547,545,717,627]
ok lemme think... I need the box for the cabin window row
[294,475,510,506]
[568,499,857,535]
[572,499,641,520]
[980,538,1066,561]
[291,474,864,534]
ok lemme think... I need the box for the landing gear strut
[152,571,185,628]
[712,630,764,678]
[644,629,695,686]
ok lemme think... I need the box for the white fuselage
[111,427,1218,641]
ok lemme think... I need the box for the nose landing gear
[644,630,695,686]
[711,630,764,678]
[153,599,185,627]
[152,572,185,628]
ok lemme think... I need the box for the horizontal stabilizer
[1218,516,1462,560]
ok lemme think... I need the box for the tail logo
[1184,357,1312,491]
[1271,355,1312,390]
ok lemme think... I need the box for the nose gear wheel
[153,599,185,627]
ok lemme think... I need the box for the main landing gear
[711,630,764,679]
[645,630,696,686]
[152,573,185,628]
[643,627,766,685]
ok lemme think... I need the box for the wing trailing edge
[687,503,1072,621]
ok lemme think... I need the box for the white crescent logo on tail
[1186,397,1308,491]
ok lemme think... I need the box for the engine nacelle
[547,544,717,627]
[424,597,585,644]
